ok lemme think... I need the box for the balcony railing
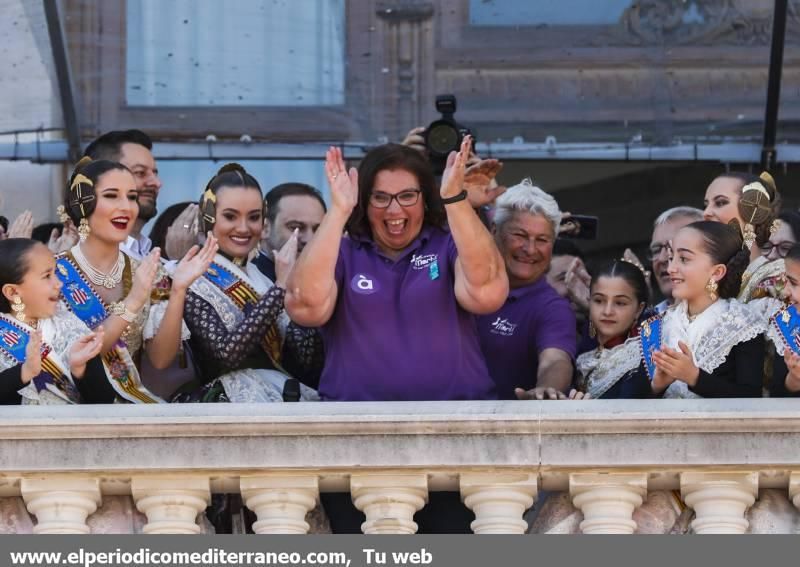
[1,400,799,534]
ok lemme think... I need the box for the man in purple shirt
[478,179,576,400]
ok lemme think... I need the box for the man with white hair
[649,206,704,313]
[477,179,576,400]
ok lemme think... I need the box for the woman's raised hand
[171,233,219,293]
[325,146,358,217]
[126,248,161,312]
[440,135,472,201]
[274,228,299,289]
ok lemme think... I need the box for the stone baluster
[131,476,210,534]
[460,472,537,534]
[241,474,319,534]
[21,477,101,534]
[570,473,647,534]
[351,473,428,534]
[680,472,757,534]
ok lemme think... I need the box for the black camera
[424,94,473,175]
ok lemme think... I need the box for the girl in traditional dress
[702,171,784,306]
[646,221,765,398]
[170,163,322,403]
[571,260,651,400]
[767,243,800,397]
[0,238,111,405]
[57,158,217,403]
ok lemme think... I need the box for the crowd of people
[1,126,800,533]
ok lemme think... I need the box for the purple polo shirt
[477,278,576,400]
[319,225,497,401]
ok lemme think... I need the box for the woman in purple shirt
[286,136,508,402]
[286,137,508,533]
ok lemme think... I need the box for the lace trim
[577,338,642,399]
[142,299,190,342]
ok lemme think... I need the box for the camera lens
[427,122,460,157]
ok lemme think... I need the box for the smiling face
[366,168,425,256]
[495,211,555,288]
[668,227,726,303]
[650,216,697,298]
[1,243,63,322]
[212,185,264,259]
[589,275,644,344]
[117,142,161,222]
[785,258,800,306]
[264,195,325,256]
[703,176,743,225]
[762,220,796,261]
[87,168,139,245]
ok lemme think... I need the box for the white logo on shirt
[351,273,380,295]
[410,253,438,270]
[490,317,517,336]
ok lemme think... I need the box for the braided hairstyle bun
[715,171,780,247]
[63,157,130,225]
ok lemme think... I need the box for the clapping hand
[274,228,299,288]
[126,248,161,312]
[564,257,591,313]
[653,341,700,387]
[8,211,34,238]
[171,233,218,293]
[784,350,800,392]
[47,220,79,254]
[21,330,42,384]
[325,147,358,218]
[68,327,105,379]
[166,204,200,261]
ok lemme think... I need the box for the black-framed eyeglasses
[369,190,422,209]
[760,241,795,258]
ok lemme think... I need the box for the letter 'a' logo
[351,273,379,295]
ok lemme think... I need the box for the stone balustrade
[1,400,800,534]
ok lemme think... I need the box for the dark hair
[346,144,445,239]
[684,220,750,299]
[0,238,40,313]
[713,171,780,247]
[198,163,263,233]
[83,129,153,161]
[148,202,194,259]
[590,260,649,306]
[778,210,800,242]
[552,238,585,261]
[31,223,63,244]
[265,183,327,224]
[63,159,131,225]
[0,216,8,232]
[786,243,800,264]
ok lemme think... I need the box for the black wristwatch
[441,190,468,205]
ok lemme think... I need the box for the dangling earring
[742,223,756,250]
[11,296,25,323]
[78,218,90,242]
[56,205,70,224]
[589,321,597,338]
[705,278,719,301]
[769,219,781,237]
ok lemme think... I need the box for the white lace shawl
[576,337,642,399]
[0,306,89,405]
[661,299,766,399]
[178,254,290,337]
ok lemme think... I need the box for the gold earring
[11,296,25,323]
[742,222,756,250]
[705,278,719,301]
[769,219,781,237]
[589,321,597,338]
[78,218,90,242]
[56,205,70,224]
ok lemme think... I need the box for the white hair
[653,206,703,228]
[493,178,562,235]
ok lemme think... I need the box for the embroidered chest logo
[410,253,438,270]
[68,284,89,305]
[490,317,517,336]
[351,273,380,295]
